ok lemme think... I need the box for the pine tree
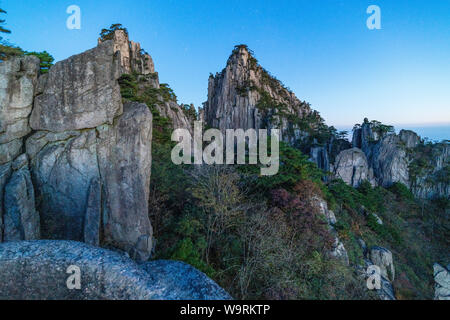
[26,51,54,74]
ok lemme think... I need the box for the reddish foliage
[270,181,334,252]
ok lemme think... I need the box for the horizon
[2,0,449,135]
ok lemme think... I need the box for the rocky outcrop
[0,37,154,260]
[98,29,154,75]
[351,119,449,198]
[0,55,39,158]
[410,142,449,199]
[30,41,123,132]
[0,240,231,300]
[314,197,349,265]
[352,121,410,188]
[203,45,315,144]
[358,245,396,300]
[154,101,193,133]
[101,29,193,132]
[309,146,330,172]
[369,246,395,281]
[398,130,420,149]
[3,155,40,241]
[368,134,410,187]
[332,148,375,187]
[433,263,450,300]
[28,102,153,260]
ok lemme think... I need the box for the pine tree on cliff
[26,51,54,74]
[99,23,128,41]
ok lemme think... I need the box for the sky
[2,0,450,130]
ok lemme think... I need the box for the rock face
[98,29,155,75]
[203,45,314,143]
[360,245,396,300]
[332,148,375,187]
[309,146,330,172]
[0,38,154,260]
[100,29,193,132]
[368,134,410,187]
[30,41,123,132]
[0,55,41,242]
[398,130,420,149]
[0,55,40,157]
[410,142,449,199]
[3,155,40,241]
[28,102,153,260]
[369,246,395,281]
[351,119,449,199]
[154,101,193,133]
[433,263,450,300]
[0,241,231,300]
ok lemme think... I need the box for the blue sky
[2,0,450,128]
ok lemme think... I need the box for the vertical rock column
[0,56,41,242]
[27,40,154,260]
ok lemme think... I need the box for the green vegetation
[26,51,54,74]
[115,39,447,301]
[148,138,371,299]
[118,72,178,143]
[328,178,448,299]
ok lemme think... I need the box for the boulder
[369,246,395,281]
[433,263,450,300]
[363,259,396,300]
[0,240,231,300]
[140,260,232,300]
[332,148,376,187]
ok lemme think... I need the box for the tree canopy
[99,23,128,41]
[25,51,54,74]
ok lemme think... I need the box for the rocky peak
[204,45,315,144]
[98,29,155,75]
[106,29,194,133]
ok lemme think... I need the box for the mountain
[0,28,448,300]
[203,47,449,201]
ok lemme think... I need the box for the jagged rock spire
[204,44,317,145]
[98,29,155,75]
